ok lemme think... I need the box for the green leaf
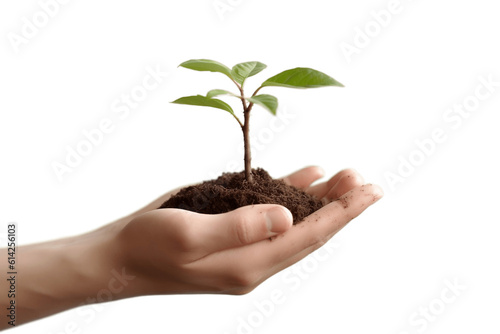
[231,61,267,86]
[172,95,235,115]
[246,94,278,115]
[261,67,344,89]
[206,89,239,99]
[179,59,233,80]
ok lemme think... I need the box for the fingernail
[266,207,293,233]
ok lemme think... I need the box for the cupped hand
[115,167,383,297]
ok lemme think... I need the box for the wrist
[15,224,134,324]
[63,225,139,305]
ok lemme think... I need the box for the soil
[158,168,324,224]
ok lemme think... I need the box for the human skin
[0,166,383,329]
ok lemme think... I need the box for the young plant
[172,59,343,183]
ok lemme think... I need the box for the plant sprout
[172,59,343,183]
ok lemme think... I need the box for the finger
[323,170,365,201]
[193,204,293,254]
[203,184,383,283]
[265,184,383,273]
[307,168,363,199]
[281,166,325,189]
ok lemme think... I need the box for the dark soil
[158,168,324,224]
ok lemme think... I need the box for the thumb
[195,204,293,254]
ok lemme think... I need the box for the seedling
[172,59,343,183]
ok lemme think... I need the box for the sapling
[172,59,343,183]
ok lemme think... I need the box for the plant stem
[231,82,265,183]
[232,79,248,112]
[245,86,263,115]
[242,107,253,183]
[240,85,265,183]
[251,85,263,97]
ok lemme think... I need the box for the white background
[1,0,499,333]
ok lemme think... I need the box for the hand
[115,166,383,296]
[2,166,382,328]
